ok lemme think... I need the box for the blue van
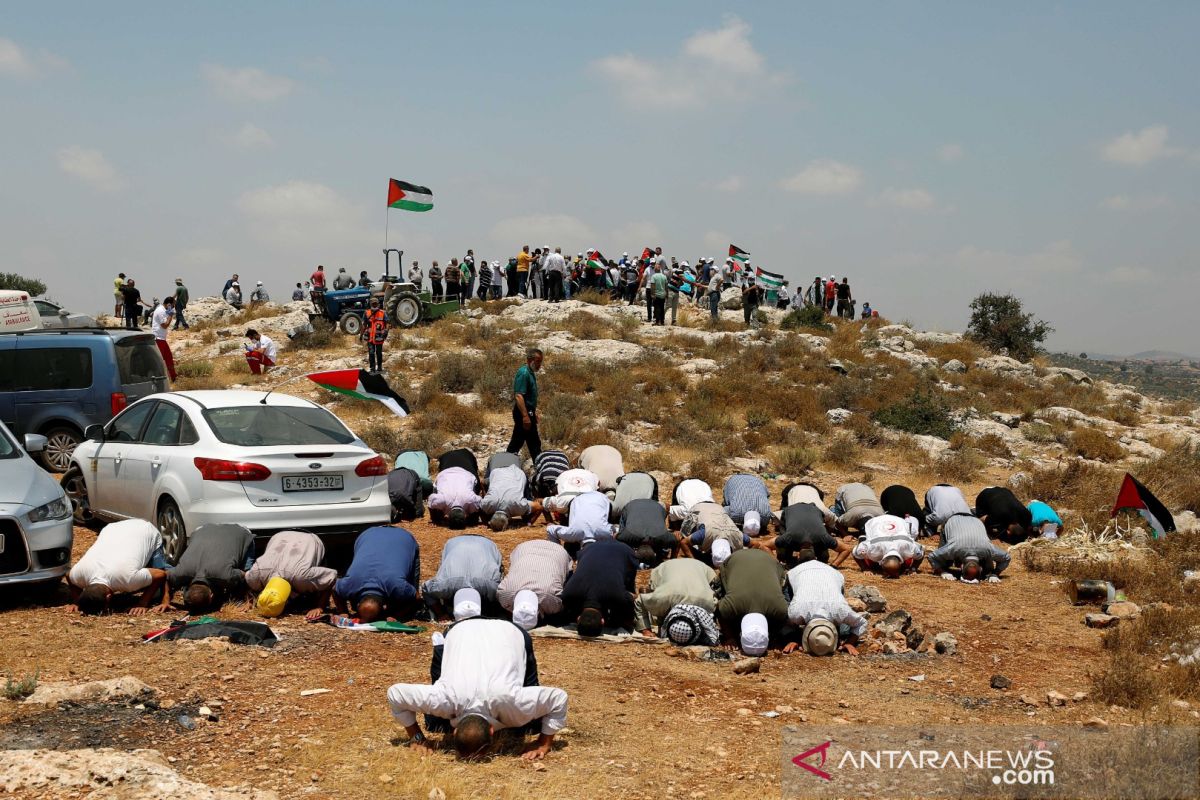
[0,329,168,472]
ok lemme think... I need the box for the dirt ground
[0,514,1155,800]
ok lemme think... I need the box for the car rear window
[202,406,356,446]
[115,337,167,384]
[0,347,93,391]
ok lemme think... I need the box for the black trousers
[506,405,541,460]
[431,279,442,301]
[646,291,654,321]
[124,304,140,329]
[367,342,383,373]
[547,271,563,302]
[652,297,666,325]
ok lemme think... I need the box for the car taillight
[194,457,271,481]
[355,455,387,477]
[110,392,128,416]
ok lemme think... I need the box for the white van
[0,290,41,333]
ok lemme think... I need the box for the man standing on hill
[516,246,532,297]
[650,264,668,326]
[151,297,176,381]
[507,348,543,460]
[113,273,126,318]
[544,247,566,303]
[836,277,853,318]
[408,260,424,291]
[172,278,190,330]
[363,297,388,374]
[121,278,151,330]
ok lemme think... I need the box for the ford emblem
[308,462,321,470]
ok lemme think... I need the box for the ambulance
[0,290,40,332]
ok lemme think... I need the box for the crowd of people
[63,423,1061,759]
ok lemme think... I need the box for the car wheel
[61,466,99,528]
[157,497,187,565]
[39,426,81,473]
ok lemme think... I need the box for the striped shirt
[421,535,502,601]
[941,515,995,558]
[722,474,772,524]
[497,540,571,614]
[785,560,867,636]
[534,450,570,492]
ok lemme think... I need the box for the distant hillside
[1050,352,1200,401]
[1087,350,1198,363]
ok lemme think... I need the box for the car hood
[0,459,63,508]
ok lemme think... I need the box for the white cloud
[1100,194,1168,211]
[489,214,596,249]
[713,175,744,192]
[237,180,372,249]
[202,64,295,102]
[592,16,785,109]
[875,187,936,211]
[610,221,662,247]
[173,247,226,267]
[1101,125,1179,165]
[952,240,1082,275]
[0,37,68,77]
[938,143,964,163]
[56,146,124,192]
[1102,265,1154,284]
[228,123,274,150]
[779,159,862,195]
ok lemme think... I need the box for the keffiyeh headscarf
[659,603,720,646]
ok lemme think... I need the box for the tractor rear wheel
[339,312,363,336]
[387,292,422,328]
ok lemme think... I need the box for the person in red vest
[363,298,388,373]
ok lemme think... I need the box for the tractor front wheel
[339,312,363,336]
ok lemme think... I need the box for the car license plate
[282,474,344,492]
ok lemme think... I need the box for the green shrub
[776,445,819,476]
[872,388,957,439]
[3,670,38,701]
[745,408,772,430]
[432,352,484,393]
[290,326,339,349]
[966,292,1052,361]
[780,305,832,332]
[1069,428,1125,462]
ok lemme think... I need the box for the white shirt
[387,618,568,735]
[544,252,566,273]
[786,560,867,636]
[255,334,277,361]
[151,306,170,341]
[579,445,624,491]
[69,519,161,592]
[408,266,423,283]
[853,514,923,563]
[783,484,835,522]
[490,263,503,283]
[925,485,972,527]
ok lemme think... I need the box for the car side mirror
[23,434,47,453]
[59,309,69,317]
[84,424,106,442]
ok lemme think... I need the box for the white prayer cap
[453,587,482,621]
[681,260,690,267]
[711,538,733,566]
[743,510,762,537]
[622,252,628,256]
[512,590,539,630]
[803,619,837,656]
[740,613,769,656]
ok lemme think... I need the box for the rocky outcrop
[974,355,1036,377]
[24,676,155,706]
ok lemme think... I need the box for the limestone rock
[848,585,887,613]
[733,658,762,675]
[990,411,1022,429]
[25,676,155,706]
[942,358,967,374]
[1085,613,1118,629]
[0,748,277,799]
[1046,690,1068,707]
[1044,367,1093,385]
[990,674,1012,690]
[847,597,867,613]
[826,408,853,424]
[536,330,646,362]
[679,358,719,376]
[874,610,913,635]
[1103,601,1141,620]
[933,632,958,655]
[827,359,849,375]
[974,355,1036,376]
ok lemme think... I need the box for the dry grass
[573,288,611,306]
[190,302,288,332]
[949,430,1013,460]
[822,432,862,467]
[1139,443,1200,513]
[1010,458,1121,532]
[1068,427,1126,462]
[773,444,820,476]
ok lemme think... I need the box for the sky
[1,2,1197,355]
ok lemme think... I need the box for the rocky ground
[1,294,1197,799]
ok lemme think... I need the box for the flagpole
[384,206,390,250]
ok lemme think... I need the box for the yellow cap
[257,576,292,618]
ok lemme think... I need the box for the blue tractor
[308,249,460,334]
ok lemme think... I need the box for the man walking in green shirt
[506,348,543,460]
[172,278,190,330]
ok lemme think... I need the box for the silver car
[35,298,98,329]
[0,421,74,587]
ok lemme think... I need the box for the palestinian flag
[307,369,410,418]
[387,179,433,212]
[1112,473,1175,537]
[755,266,785,291]
[729,243,750,266]
[587,250,607,272]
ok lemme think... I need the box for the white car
[61,390,391,563]
[0,421,74,588]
